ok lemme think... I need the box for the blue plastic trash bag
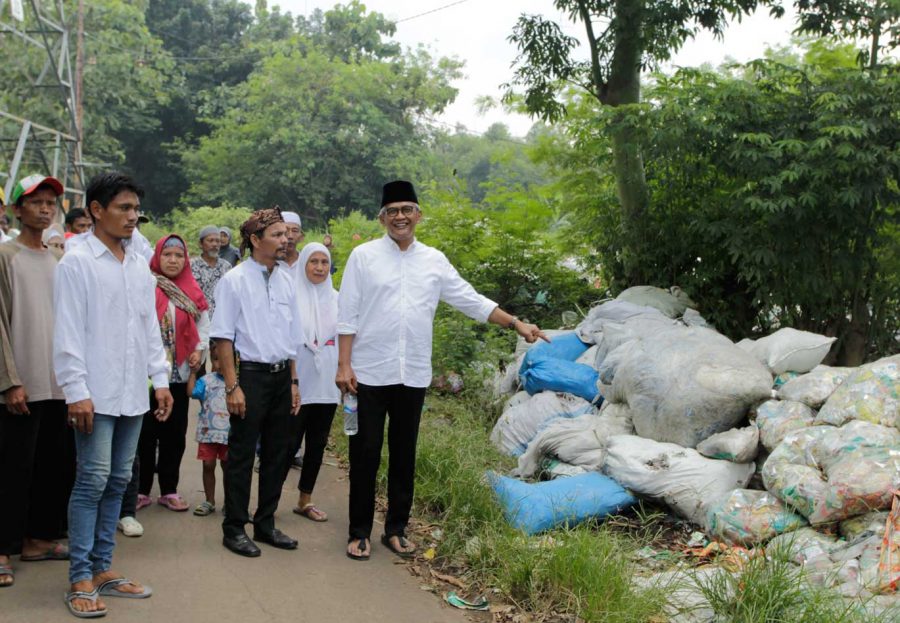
[521,359,602,404]
[521,332,590,373]
[488,471,636,535]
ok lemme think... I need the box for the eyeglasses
[383,205,417,218]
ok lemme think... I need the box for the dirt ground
[3,408,471,623]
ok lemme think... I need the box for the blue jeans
[68,414,143,584]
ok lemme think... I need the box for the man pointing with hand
[336,180,547,561]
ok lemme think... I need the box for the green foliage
[0,0,175,170]
[545,57,900,361]
[795,0,900,68]
[182,42,460,219]
[140,205,252,253]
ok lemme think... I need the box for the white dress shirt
[337,235,497,388]
[210,257,304,364]
[66,228,153,262]
[53,233,169,416]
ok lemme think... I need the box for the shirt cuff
[477,299,499,323]
[150,373,170,390]
[336,323,358,335]
[209,331,235,342]
[62,381,91,405]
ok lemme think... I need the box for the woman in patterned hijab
[137,234,211,513]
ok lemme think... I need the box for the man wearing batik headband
[336,180,549,561]
[210,207,304,557]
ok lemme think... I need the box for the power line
[397,0,472,24]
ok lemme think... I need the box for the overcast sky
[277,1,797,136]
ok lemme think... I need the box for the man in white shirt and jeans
[211,207,303,558]
[336,180,547,561]
[54,172,173,617]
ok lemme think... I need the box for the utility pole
[75,0,85,143]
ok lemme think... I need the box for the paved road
[4,411,469,623]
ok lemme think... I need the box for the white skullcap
[282,212,302,228]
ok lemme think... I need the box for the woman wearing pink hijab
[137,234,209,512]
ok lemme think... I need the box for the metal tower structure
[0,0,84,212]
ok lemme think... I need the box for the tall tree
[794,0,900,68]
[504,0,784,283]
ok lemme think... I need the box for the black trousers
[223,366,292,538]
[138,382,189,496]
[285,403,336,495]
[348,384,426,541]
[119,455,140,518]
[0,400,69,554]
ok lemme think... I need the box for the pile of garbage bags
[488,285,900,597]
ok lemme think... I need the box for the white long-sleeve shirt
[337,235,497,388]
[210,258,304,364]
[53,233,169,416]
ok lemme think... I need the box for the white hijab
[296,243,338,369]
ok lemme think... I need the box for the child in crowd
[187,342,229,516]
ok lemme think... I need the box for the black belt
[239,360,290,373]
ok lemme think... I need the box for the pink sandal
[136,494,152,511]
[157,494,189,512]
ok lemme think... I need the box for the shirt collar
[85,232,135,260]
[382,233,418,253]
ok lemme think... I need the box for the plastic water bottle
[343,393,358,436]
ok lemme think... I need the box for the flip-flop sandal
[0,564,14,588]
[193,501,215,516]
[293,504,328,522]
[64,589,107,618]
[381,534,416,559]
[157,494,189,512]
[135,494,152,511]
[21,542,70,561]
[96,577,153,599]
[346,538,370,561]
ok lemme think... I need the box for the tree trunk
[602,0,650,285]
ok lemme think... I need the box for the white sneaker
[117,516,144,537]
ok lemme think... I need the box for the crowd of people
[0,172,547,618]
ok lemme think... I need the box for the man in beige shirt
[0,174,70,588]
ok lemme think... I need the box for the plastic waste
[755,399,816,452]
[487,470,636,535]
[574,299,668,344]
[520,332,590,371]
[490,391,594,456]
[616,285,696,318]
[877,491,900,593]
[704,489,807,546]
[608,325,773,448]
[816,355,899,430]
[763,421,900,525]
[777,365,853,408]
[603,435,755,525]
[736,328,836,375]
[520,359,602,404]
[514,409,633,478]
[697,426,759,463]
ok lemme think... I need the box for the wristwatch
[291,379,299,386]
[508,316,519,330]
[225,381,239,395]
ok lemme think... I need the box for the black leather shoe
[253,528,298,550]
[223,533,261,557]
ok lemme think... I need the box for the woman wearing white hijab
[286,242,340,521]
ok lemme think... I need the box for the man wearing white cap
[279,212,304,283]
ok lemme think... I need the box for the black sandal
[381,534,415,559]
[346,537,370,561]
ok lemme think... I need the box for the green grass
[330,391,670,622]
[690,541,899,623]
